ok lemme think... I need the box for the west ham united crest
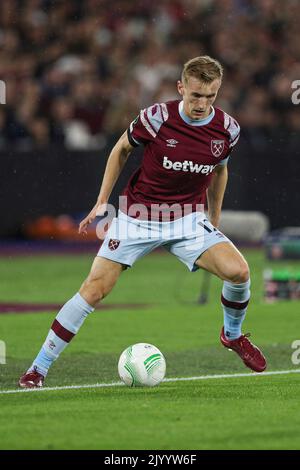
[211,139,225,157]
[108,239,120,251]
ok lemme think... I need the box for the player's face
[177,77,221,120]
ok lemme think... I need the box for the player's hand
[78,202,107,235]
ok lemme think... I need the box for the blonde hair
[182,56,223,84]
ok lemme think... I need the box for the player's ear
[177,80,184,96]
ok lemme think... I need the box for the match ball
[118,343,166,387]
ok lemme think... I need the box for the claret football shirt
[123,100,240,220]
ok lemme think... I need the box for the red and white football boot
[19,367,45,388]
[220,327,267,373]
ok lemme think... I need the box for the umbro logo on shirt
[166,139,178,148]
[163,156,216,174]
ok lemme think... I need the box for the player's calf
[221,278,250,340]
[79,256,125,306]
[220,276,266,371]
[18,292,95,388]
[18,257,123,388]
[79,274,115,306]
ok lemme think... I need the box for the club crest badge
[108,239,120,251]
[211,140,225,157]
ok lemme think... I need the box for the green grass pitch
[0,248,300,449]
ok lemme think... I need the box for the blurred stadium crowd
[0,0,299,151]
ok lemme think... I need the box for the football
[118,343,166,387]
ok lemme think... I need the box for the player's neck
[179,101,215,126]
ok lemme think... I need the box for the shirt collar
[178,101,215,126]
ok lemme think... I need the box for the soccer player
[19,56,266,388]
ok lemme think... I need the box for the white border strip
[1,369,300,395]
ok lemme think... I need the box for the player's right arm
[78,131,133,234]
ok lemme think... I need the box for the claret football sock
[221,279,250,340]
[29,293,94,376]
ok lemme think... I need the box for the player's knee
[229,262,250,284]
[79,276,114,306]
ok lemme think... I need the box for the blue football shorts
[97,210,230,272]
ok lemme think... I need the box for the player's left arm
[206,164,228,228]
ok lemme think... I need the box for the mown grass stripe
[1,369,300,395]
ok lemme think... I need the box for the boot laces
[239,333,258,356]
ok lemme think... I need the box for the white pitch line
[1,368,300,395]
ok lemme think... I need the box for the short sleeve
[227,117,240,155]
[127,103,169,147]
